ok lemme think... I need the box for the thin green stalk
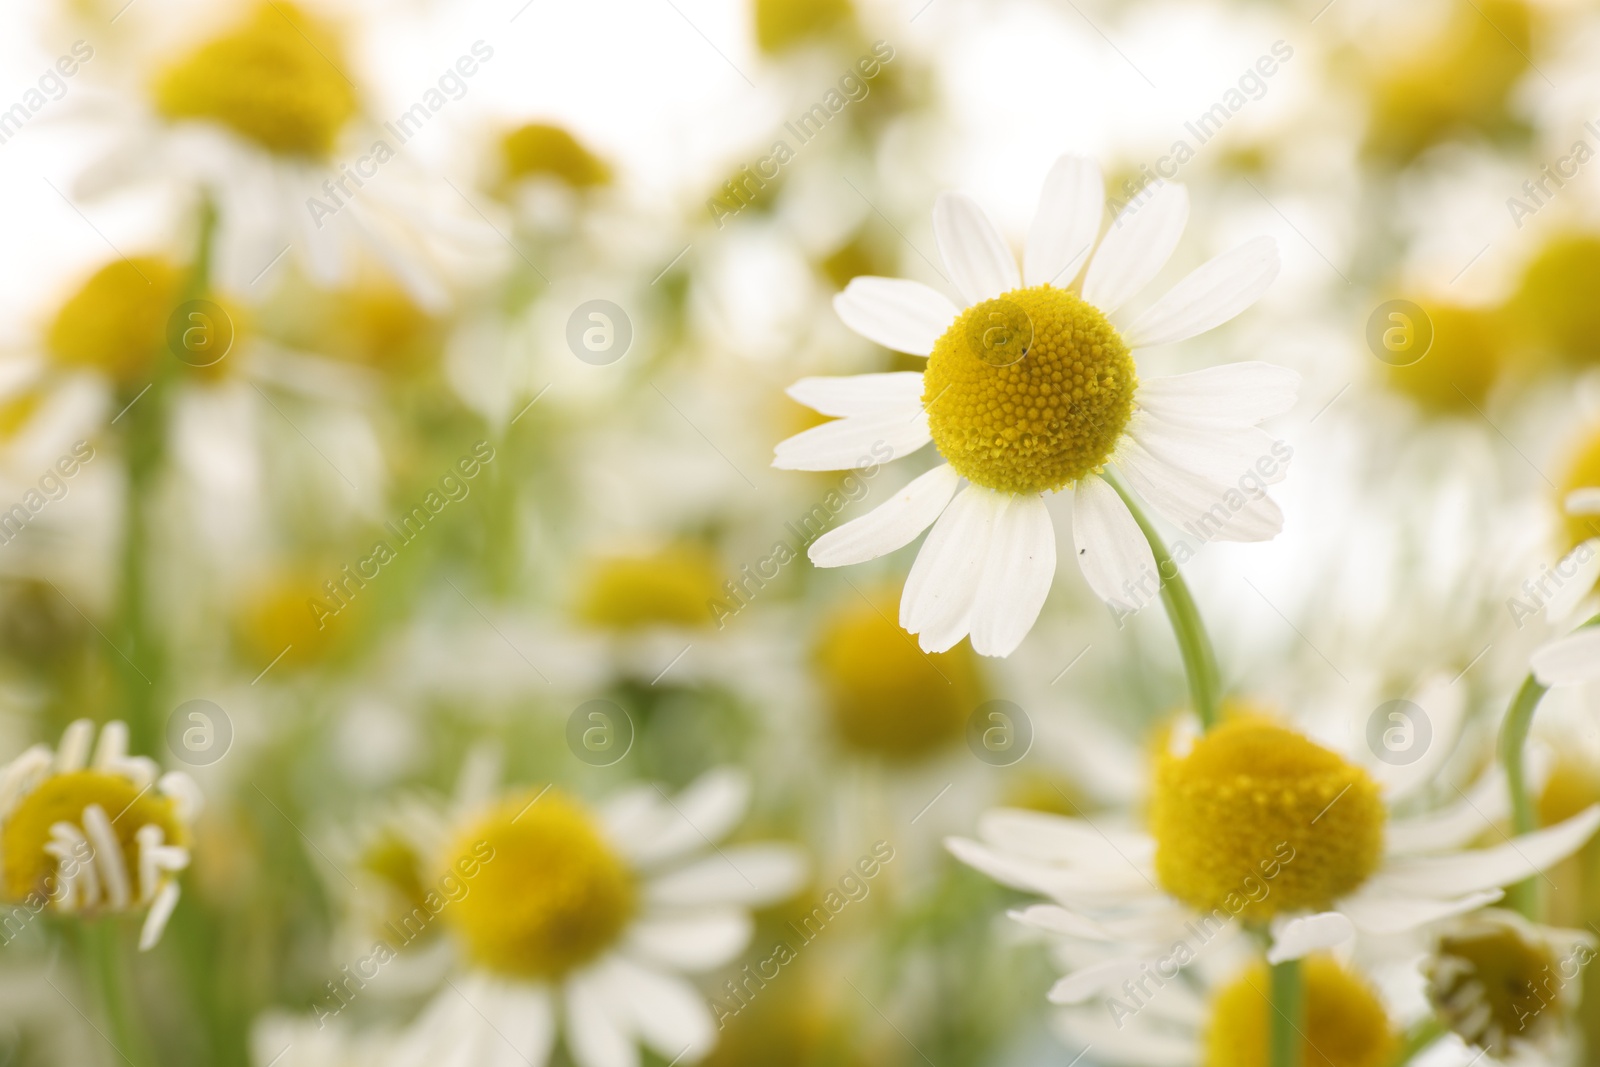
[1269,957,1303,1067]
[1103,468,1222,730]
[1499,610,1600,919]
[77,919,155,1066]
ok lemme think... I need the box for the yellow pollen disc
[813,591,980,759]
[501,124,612,189]
[1558,428,1600,551]
[923,286,1137,495]
[1425,912,1562,1050]
[1149,716,1385,921]
[752,0,856,54]
[359,830,432,920]
[153,3,357,158]
[1381,303,1507,416]
[47,257,182,385]
[1509,234,1600,368]
[440,790,634,980]
[576,547,722,631]
[1205,957,1398,1067]
[2,771,186,905]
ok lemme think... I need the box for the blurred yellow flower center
[359,831,431,916]
[441,791,633,979]
[1150,717,1385,921]
[1381,303,1506,416]
[1426,914,1561,1050]
[1205,957,1397,1067]
[501,124,611,188]
[153,3,357,158]
[2,772,186,904]
[924,286,1137,495]
[814,593,980,759]
[47,257,181,385]
[753,0,856,54]
[577,547,722,631]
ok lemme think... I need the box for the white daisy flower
[389,769,806,1067]
[70,2,497,311]
[947,713,1600,1007]
[0,720,202,950]
[1527,490,1600,687]
[773,154,1297,655]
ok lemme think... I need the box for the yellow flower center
[440,791,634,980]
[1205,957,1398,1067]
[752,0,857,54]
[501,124,611,189]
[1426,913,1561,1051]
[813,591,980,759]
[1150,717,1385,921]
[47,258,182,385]
[2,771,186,904]
[1509,234,1600,367]
[1558,427,1600,551]
[153,3,357,158]
[923,286,1137,495]
[576,547,722,631]
[1381,303,1506,416]
[359,831,430,915]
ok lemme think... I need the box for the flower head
[1205,957,1397,1067]
[774,155,1296,656]
[0,720,201,950]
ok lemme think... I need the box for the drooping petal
[1048,957,1148,1005]
[1115,438,1285,543]
[833,278,960,355]
[565,970,638,1067]
[977,808,1155,868]
[1136,362,1301,430]
[1071,475,1158,611]
[786,372,926,417]
[1532,628,1600,687]
[772,409,930,471]
[625,909,753,972]
[1081,181,1189,315]
[1266,912,1354,963]
[1371,805,1600,898]
[933,192,1021,306]
[899,485,1005,652]
[808,464,961,567]
[1024,155,1104,288]
[969,494,1056,656]
[600,958,717,1063]
[1121,237,1279,348]
[646,844,807,907]
[622,769,749,869]
[1335,887,1505,936]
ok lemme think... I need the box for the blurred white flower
[774,155,1297,655]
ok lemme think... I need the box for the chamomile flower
[391,769,805,1067]
[0,720,201,950]
[72,2,496,310]
[1528,487,1600,688]
[773,155,1296,655]
[948,713,1600,1009]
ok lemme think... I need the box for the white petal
[772,410,930,471]
[1266,912,1354,963]
[486,985,556,1067]
[977,809,1155,868]
[57,720,94,772]
[969,495,1056,657]
[83,804,131,910]
[1024,155,1104,288]
[624,769,750,869]
[1137,362,1301,430]
[933,192,1020,305]
[808,464,960,567]
[786,372,926,418]
[833,277,959,355]
[1121,237,1279,348]
[1048,958,1148,1004]
[625,909,753,972]
[1071,475,1158,611]
[1567,488,1600,515]
[1532,629,1600,687]
[646,844,807,907]
[138,882,182,951]
[1336,887,1505,936]
[603,959,717,1062]
[1115,434,1285,543]
[1372,805,1600,897]
[1545,540,1600,624]
[1081,181,1189,314]
[1386,767,1506,855]
[565,973,638,1067]
[899,485,1004,652]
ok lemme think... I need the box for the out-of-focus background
[0,0,1599,1063]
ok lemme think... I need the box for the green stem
[1103,468,1223,731]
[1499,610,1600,919]
[77,919,155,1066]
[114,195,217,754]
[1389,1017,1445,1066]
[1269,957,1303,1067]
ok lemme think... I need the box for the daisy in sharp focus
[947,710,1600,1009]
[0,720,201,950]
[774,155,1297,655]
[390,768,805,1067]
